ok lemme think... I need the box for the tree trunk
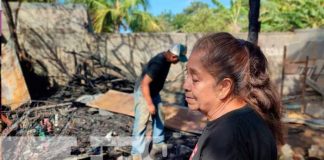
[247,0,260,45]
[2,0,22,58]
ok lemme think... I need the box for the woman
[184,32,284,160]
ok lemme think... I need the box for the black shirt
[135,53,171,96]
[190,106,277,160]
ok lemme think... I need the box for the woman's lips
[185,96,195,102]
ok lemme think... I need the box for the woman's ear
[217,78,234,100]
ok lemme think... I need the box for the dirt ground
[1,83,323,160]
[1,102,323,160]
[284,123,324,160]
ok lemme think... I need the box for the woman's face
[183,51,222,115]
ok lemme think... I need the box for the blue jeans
[131,88,165,155]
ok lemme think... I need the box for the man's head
[165,44,187,64]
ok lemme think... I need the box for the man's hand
[148,103,156,115]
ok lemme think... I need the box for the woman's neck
[207,97,247,121]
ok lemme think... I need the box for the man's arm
[141,74,156,115]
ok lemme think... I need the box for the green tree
[182,8,221,32]
[158,0,249,33]
[260,0,324,31]
[155,11,175,32]
[175,1,216,32]
[71,0,161,33]
[183,1,209,15]
[172,13,189,31]
[156,2,210,32]
[180,0,248,33]
[211,0,248,33]
[8,0,56,2]
[128,10,161,32]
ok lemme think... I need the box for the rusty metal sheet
[1,43,31,110]
[87,90,207,134]
[87,90,135,116]
[162,105,207,134]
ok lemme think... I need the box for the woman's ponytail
[243,41,284,145]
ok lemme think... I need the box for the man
[131,44,187,159]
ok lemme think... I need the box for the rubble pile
[0,76,322,160]
[282,123,324,160]
[1,81,199,159]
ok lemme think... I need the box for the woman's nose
[183,76,191,92]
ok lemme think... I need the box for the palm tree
[72,0,161,33]
[212,0,248,33]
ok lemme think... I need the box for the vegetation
[9,0,323,33]
[156,0,324,33]
[260,0,324,32]
[70,0,161,33]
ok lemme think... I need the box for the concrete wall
[2,3,324,104]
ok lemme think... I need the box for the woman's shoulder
[207,106,268,136]
[207,106,254,127]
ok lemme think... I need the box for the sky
[58,0,230,16]
[149,0,230,16]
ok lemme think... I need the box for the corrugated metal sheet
[87,90,207,134]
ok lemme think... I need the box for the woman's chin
[187,103,199,111]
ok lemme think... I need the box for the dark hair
[192,32,284,145]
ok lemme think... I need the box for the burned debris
[1,99,199,159]
[1,2,324,160]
